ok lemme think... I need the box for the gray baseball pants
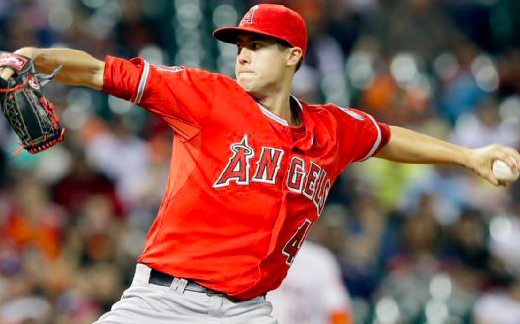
[93,264,279,324]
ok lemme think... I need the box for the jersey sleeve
[102,55,216,140]
[333,106,391,168]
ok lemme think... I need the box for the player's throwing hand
[466,144,520,186]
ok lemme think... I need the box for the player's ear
[286,47,302,68]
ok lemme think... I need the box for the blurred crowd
[1,0,520,323]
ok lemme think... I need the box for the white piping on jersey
[359,113,382,161]
[291,95,303,111]
[258,104,290,126]
[134,60,150,105]
[256,95,303,127]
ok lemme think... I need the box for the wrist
[13,47,38,60]
[458,147,473,169]
[0,51,35,80]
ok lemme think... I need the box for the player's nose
[237,47,252,65]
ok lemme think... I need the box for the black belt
[148,269,265,301]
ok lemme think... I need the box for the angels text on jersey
[213,134,331,218]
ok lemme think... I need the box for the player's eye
[236,42,262,54]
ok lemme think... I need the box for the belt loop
[176,278,188,294]
[169,278,180,292]
[169,278,188,294]
[133,264,151,286]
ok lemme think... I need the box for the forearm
[11,47,104,90]
[375,126,470,167]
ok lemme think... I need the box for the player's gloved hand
[0,51,64,154]
[466,144,520,186]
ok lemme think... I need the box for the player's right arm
[3,47,218,139]
[0,47,104,90]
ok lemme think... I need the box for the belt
[149,269,212,293]
[148,269,266,301]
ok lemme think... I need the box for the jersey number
[282,219,312,266]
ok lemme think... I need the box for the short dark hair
[275,39,304,72]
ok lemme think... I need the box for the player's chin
[237,79,258,94]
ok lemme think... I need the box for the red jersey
[102,56,391,300]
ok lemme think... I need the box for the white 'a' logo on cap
[241,5,259,25]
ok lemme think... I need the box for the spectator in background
[450,96,517,149]
[84,116,152,207]
[377,197,443,322]
[2,178,66,260]
[51,152,123,218]
[443,208,491,273]
[435,36,485,124]
[268,240,352,324]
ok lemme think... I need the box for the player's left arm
[375,125,520,186]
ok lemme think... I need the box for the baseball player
[267,240,352,324]
[1,3,519,324]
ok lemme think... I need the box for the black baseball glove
[0,52,64,154]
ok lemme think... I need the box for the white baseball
[492,157,519,182]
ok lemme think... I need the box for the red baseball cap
[213,4,307,56]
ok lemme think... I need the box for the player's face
[235,33,289,96]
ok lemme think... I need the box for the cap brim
[213,26,291,45]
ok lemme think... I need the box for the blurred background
[1,0,520,323]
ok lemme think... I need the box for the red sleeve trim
[101,55,146,102]
[131,58,150,104]
[358,113,384,161]
[372,123,391,157]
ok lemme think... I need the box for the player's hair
[275,39,304,73]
